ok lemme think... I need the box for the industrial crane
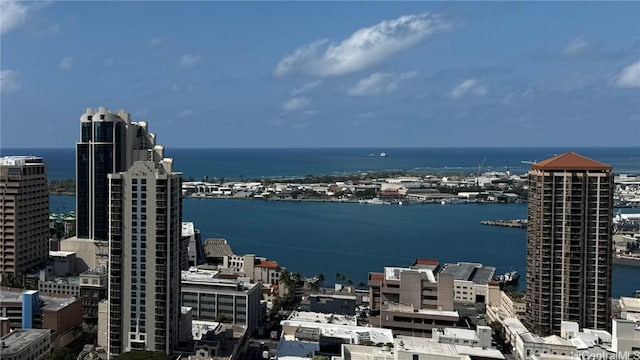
[476,156,487,188]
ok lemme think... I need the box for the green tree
[215,313,233,323]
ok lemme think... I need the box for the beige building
[368,261,459,336]
[0,156,49,278]
[107,160,182,357]
[526,153,614,336]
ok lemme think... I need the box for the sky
[1,1,639,148]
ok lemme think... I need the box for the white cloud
[1,1,53,35]
[0,70,20,93]
[1,1,30,35]
[274,13,455,77]
[615,60,640,88]
[283,97,310,112]
[149,37,163,48]
[291,80,323,96]
[177,109,195,119]
[59,56,73,70]
[348,71,417,96]
[179,54,202,67]
[562,36,591,57]
[450,78,488,99]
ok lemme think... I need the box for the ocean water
[50,195,640,298]
[3,147,639,180]
[24,147,640,298]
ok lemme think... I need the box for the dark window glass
[94,121,113,142]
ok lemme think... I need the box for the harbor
[481,219,527,228]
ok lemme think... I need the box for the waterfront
[7,147,640,181]
[50,194,640,297]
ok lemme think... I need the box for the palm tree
[316,273,325,286]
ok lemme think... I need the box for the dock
[481,219,527,228]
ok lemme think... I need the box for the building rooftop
[181,269,255,290]
[0,329,50,355]
[276,340,319,360]
[433,327,479,341]
[203,238,233,258]
[412,258,440,269]
[439,262,496,285]
[384,303,459,318]
[256,260,279,269]
[396,336,504,359]
[282,312,393,345]
[532,152,612,171]
[620,296,640,313]
[49,251,75,257]
[182,222,195,237]
[0,156,43,166]
[287,311,357,326]
[384,267,436,282]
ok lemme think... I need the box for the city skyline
[1,1,639,149]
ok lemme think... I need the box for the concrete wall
[399,271,422,308]
[437,273,454,311]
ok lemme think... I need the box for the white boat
[379,152,387,157]
[363,198,389,205]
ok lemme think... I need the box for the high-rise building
[107,159,182,356]
[0,156,49,277]
[76,107,161,241]
[525,152,613,336]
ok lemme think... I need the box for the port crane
[476,156,487,187]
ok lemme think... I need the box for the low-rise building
[439,262,496,304]
[309,294,357,316]
[78,270,107,324]
[180,268,262,333]
[0,329,52,360]
[500,290,526,320]
[432,326,493,348]
[487,305,578,360]
[174,322,248,360]
[611,319,640,358]
[38,276,80,298]
[334,334,505,360]
[278,311,394,358]
[222,254,283,285]
[0,288,82,349]
[368,261,461,336]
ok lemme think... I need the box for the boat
[494,270,520,285]
[635,290,640,298]
[379,152,387,157]
[360,198,390,205]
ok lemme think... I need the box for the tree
[215,313,233,323]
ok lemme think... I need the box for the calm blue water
[25,147,640,298]
[50,195,640,298]
[3,147,639,180]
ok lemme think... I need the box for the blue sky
[1,1,639,148]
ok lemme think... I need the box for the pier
[481,219,527,228]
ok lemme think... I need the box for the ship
[494,270,520,285]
